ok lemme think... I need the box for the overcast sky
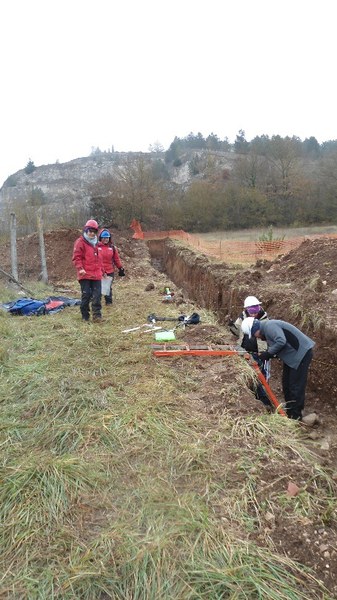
[0,0,336,187]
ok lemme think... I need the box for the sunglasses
[87,228,97,233]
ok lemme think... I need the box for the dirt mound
[264,237,337,289]
[0,228,144,284]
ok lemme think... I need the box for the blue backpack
[9,298,46,316]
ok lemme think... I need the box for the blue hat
[251,319,261,336]
[99,230,110,239]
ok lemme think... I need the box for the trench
[146,238,337,404]
[147,238,244,323]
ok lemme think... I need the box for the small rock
[301,413,319,426]
[264,511,275,522]
[144,282,155,291]
[287,481,300,497]
[320,544,329,553]
[320,440,330,451]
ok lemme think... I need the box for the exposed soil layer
[1,229,337,595]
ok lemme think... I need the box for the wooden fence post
[10,213,18,280]
[37,208,48,284]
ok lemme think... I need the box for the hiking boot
[93,317,103,324]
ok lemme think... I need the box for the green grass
[198,224,337,242]
[0,276,336,598]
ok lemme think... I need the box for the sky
[1,0,336,188]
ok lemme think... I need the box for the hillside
[0,151,235,224]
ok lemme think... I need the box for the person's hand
[79,268,86,276]
[259,351,272,361]
[118,267,125,277]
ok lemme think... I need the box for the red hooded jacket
[97,242,122,274]
[72,235,104,281]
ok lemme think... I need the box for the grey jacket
[259,320,315,369]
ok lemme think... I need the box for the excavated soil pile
[0,228,145,284]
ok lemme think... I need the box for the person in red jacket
[98,229,125,305]
[72,219,105,322]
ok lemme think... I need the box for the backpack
[9,298,46,316]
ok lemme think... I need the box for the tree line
[3,132,337,235]
[90,131,337,232]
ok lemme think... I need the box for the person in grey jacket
[242,317,315,420]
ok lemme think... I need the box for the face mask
[247,305,260,315]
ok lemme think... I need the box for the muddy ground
[0,228,337,594]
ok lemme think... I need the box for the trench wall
[147,239,245,322]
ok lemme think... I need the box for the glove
[118,267,125,277]
[259,351,272,361]
[241,335,258,352]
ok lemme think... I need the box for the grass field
[0,277,336,599]
[198,225,337,242]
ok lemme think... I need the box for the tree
[148,141,164,153]
[90,156,170,229]
[205,133,221,150]
[223,185,269,229]
[232,152,266,189]
[234,130,249,154]
[302,136,320,158]
[180,181,223,231]
[28,187,46,207]
[24,159,36,174]
[266,136,300,198]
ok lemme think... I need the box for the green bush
[24,159,36,175]
[258,225,284,242]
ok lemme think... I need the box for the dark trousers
[104,272,114,304]
[252,353,272,407]
[282,349,313,419]
[80,279,102,320]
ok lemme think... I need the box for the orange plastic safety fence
[130,221,337,265]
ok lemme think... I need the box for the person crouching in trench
[242,317,315,421]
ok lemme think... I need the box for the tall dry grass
[0,276,336,599]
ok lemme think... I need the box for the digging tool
[147,313,200,325]
[122,323,163,334]
[248,359,286,416]
[148,313,181,323]
[152,344,286,416]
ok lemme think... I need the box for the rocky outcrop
[0,150,236,227]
